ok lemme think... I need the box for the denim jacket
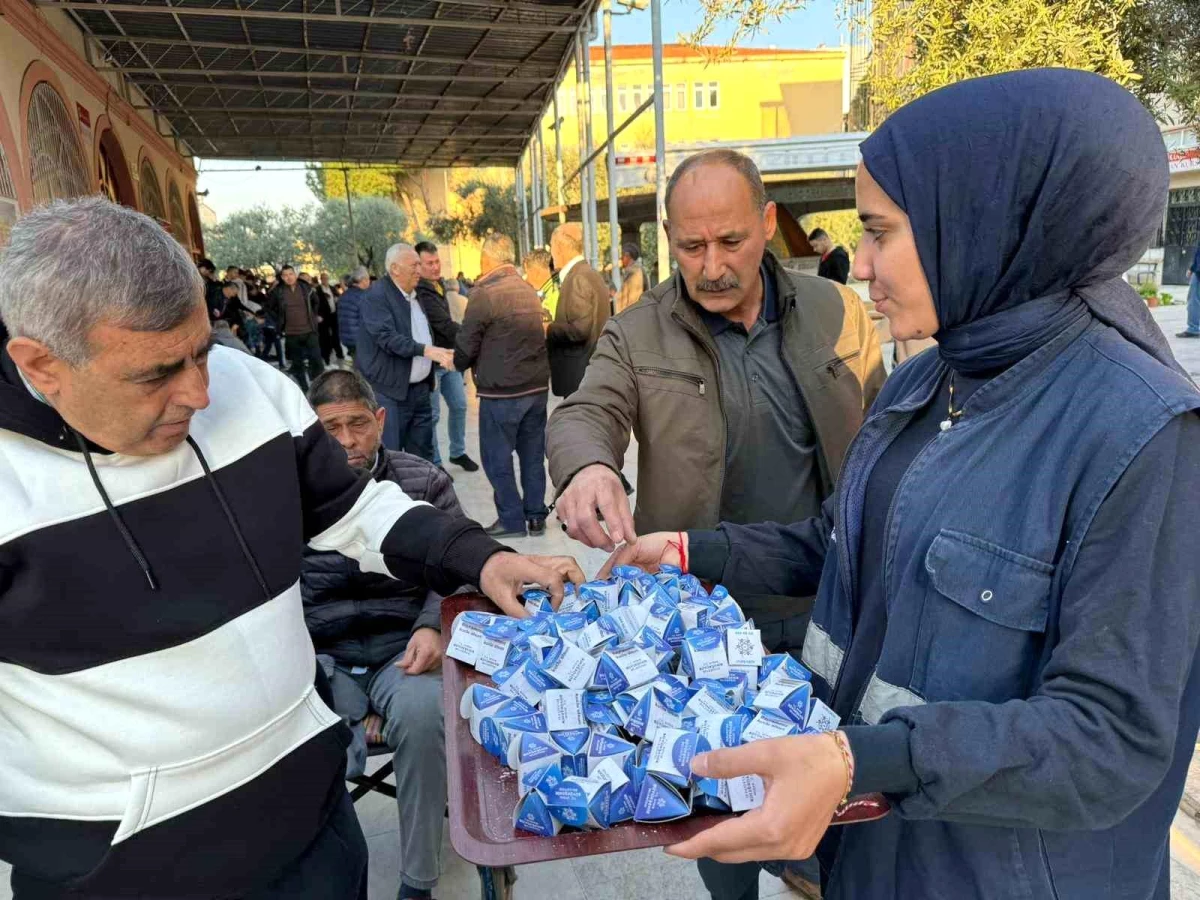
[691,318,1200,898]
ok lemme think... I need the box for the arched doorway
[96,126,136,208]
[167,178,189,246]
[25,81,91,205]
[139,156,166,224]
[187,191,205,258]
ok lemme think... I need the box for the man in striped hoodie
[0,197,582,900]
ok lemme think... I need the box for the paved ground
[2,297,1199,899]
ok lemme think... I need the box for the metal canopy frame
[44,0,593,165]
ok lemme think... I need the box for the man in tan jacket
[546,149,885,898]
[615,242,646,314]
[546,223,610,398]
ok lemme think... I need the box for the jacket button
[980,590,993,603]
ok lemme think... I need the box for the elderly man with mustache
[545,148,886,900]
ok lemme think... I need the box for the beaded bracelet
[829,730,855,809]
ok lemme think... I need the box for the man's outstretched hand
[598,531,686,579]
[555,464,636,552]
[478,552,586,618]
[397,626,442,675]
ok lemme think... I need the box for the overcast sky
[195,0,844,219]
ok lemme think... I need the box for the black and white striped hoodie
[0,345,502,898]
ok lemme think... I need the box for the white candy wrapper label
[752,676,812,724]
[474,634,513,676]
[596,643,659,694]
[742,710,800,742]
[685,686,734,718]
[727,774,765,812]
[683,628,730,680]
[730,663,759,691]
[726,626,764,668]
[541,639,599,690]
[805,698,841,732]
[445,620,486,665]
[544,689,588,731]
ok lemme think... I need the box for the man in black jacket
[301,369,458,900]
[454,232,551,538]
[269,264,325,391]
[809,227,851,284]
[415,241,477,472]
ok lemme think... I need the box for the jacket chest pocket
[634,365,707,397]
[913,530,1053,704]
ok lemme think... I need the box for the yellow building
[550,44,849,150]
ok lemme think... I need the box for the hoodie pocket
[112,685,340,844]
[915,529,1054,703]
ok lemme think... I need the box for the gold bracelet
[829,730,855,809]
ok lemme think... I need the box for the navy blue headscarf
[860,68,1183,376]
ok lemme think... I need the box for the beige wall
[0,0,202,254]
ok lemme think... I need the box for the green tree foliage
[865,0,1137,114]
[429,177,519,249]
[202,197,407,275]
[1121,0,1200,128]
[310,197,408,276]
[801,210,864,254]
[203,204,316,270]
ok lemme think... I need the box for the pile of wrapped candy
[448,565,840,836]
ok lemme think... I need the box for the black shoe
[485,520,527,538]
[450,454,480,472]
[527,518,546,536]
[1177,331,1200,338]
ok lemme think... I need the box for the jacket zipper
[633,366,707,396]
[670,311,727,507]
[780,343,834,495]
[815,348,861,380]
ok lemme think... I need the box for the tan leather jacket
[546,252,886,535]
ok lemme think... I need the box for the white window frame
[708,81,720,110]
[694,82,705,109]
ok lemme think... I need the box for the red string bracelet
[667,532,686,573]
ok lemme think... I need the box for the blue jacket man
[356,244,454,459]
[337,266,370,356]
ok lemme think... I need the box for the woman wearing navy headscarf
[607,69,1200,899]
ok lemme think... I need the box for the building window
[695,81,721,110]
[676,83,686,110]
[662,83,671,111]
[168,180,188,245]
[632,84,644,109]
[0,143,16,247]
[139,158,166,222]
[617,84,628,113]
[26,82,91,205]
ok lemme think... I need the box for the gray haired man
[301,368,459,900]
[0,198,583,899]
[357,244,455,459]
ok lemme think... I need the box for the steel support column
[573,36,592,264]
[552,90,566,226]
[531,129,545,247]
[602,0,621,290]
[516,160,528,261]
[580,24,600,266]
[651,0,669,284]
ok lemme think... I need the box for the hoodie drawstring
[73,429,273,601]
[186,435,273,601]
[72,430,159,592]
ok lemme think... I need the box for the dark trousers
[319,312,344,363]
[262,324,284,363]
[378,381,435,461]
[285,332,324,392]
[479,392,549,531]
[243,790,368,900]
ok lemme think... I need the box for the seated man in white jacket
[0,197,582,900]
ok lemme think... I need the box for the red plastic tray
[441,593,731,867]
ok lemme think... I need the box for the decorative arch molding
[94,116,137,209]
